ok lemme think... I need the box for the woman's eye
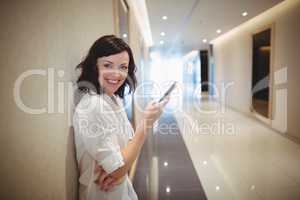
[121,65,128,70]
[104,64,112,68]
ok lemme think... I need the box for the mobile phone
[157,81,177,103]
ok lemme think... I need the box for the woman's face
[97,51,129,96]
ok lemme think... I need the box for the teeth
[107,79,118,84]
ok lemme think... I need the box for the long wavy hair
[76,35,137,98]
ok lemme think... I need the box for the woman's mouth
[105,79,120,85]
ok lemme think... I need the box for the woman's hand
[94,165,125,192]
[142,97,170,129]
[93,98,170,190]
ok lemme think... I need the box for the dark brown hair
[76,35,137,98]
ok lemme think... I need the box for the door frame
[250,23,276,123]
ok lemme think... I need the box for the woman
[73,35,168,200]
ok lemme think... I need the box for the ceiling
[146,0,283,52]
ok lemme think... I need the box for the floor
[133,88,300,200]
[133,114,207,200]
[175,98,300,200]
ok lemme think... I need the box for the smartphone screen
[158,81,177,103]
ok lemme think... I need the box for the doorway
[251,28,272,118]
[200,50,209,92]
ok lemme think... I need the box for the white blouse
[73,91,138,200]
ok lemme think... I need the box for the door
[251,28,272,118]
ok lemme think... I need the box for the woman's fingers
[142,96,170,127]
[101,177,115,191]
[158,96,170,107]
[154,97,169,108]
[98,169,108,187]
[149,99,157,105]
[94,165,120,191]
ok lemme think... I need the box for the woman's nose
[108,69,123,78]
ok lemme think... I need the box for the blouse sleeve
[74,94,125,174]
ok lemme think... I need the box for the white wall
[125,0,151,127]
[0,0,115,199]
[212,0,300,139]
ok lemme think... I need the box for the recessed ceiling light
[216,29,222,34]
[160,32,165,36]
[242,11,248,17]
[122,33,127,38]
[164,161,168,167]
[202,39,207,43]
[166,186,171,193]
[162,16,168,20]
[160,40,164,45]
[216,186,220,191]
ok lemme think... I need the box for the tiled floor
[174,98,300,200]
[133,114,207,200]
[133,85,300,200]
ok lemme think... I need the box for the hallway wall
[126,0,151,128]
[212,0,300,139]
[0,0,115,199]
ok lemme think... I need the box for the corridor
[133,113,207,200]
[133,83,300,200]
[1,0,300,199]
[175,98,300,200]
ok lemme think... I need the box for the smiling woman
[73,35,169,200]
[97,51,130,97]
[76,35,137,98]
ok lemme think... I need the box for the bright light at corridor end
[202,38,207,43]
[149,50,183,85]
[216,29,222,34]
[162,15,168,20]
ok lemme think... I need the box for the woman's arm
[96,99,169,190]
[112,99,168,178]
[110,118,150,178]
